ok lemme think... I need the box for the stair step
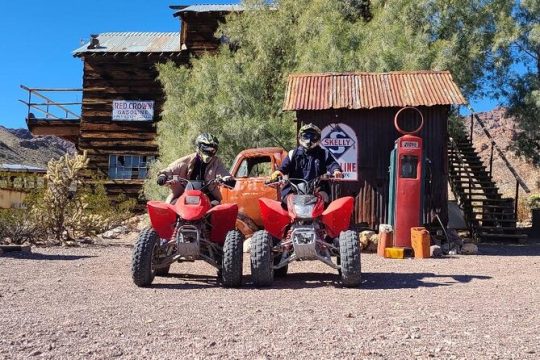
[478,232,528,240]
[477,225,520,230]
[462,198,509,202]
[465,204,514,209]
[477,219,518,224]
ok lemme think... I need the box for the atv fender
[259,198,290,239]
[147,201,177,240]
[322,196,354,238]
[208,203,238,245]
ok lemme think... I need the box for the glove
[333,170,344,179]
[269,170,283,182]
[157,174,168,186]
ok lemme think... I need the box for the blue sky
[0,0,498,129]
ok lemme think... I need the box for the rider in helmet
[270,123,343,206]
[157,133,235,204]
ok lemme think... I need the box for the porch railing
[464,104,531,215]
[19,85,82,121]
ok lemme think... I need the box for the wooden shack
[25,5,242,203]
[283,71,467,228]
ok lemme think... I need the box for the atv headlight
[185,195,201,205]
[293,204,315,218]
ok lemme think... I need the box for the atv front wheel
[338,230,362,287]
[222,230,244,288]
[250,230,274,287]
[132,227,161,287]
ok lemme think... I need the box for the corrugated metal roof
[283,71,467,111]
[73,32,181,55]
[0,164,46,173]
[173,4,244,16]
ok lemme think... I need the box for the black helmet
[299,123,321,150]
[195,133,219,163]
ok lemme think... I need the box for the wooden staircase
[448,135,527,242]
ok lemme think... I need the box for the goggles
[199,143,217,156]
[300,132,320,142]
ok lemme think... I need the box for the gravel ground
[1,239,539,359]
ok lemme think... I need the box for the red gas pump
[392,107,424,248]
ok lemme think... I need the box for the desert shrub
[517,196,531,223]
[0,209,47,245]
[28,152,136,244]
[527,194,540,210]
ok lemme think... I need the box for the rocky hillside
[469,107,539,198]
[0,126,75,168]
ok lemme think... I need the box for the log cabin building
[25,5,243,203]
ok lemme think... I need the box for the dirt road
[1,242,539,359]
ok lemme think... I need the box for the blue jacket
[279,146,341,180]
[279,146,341,201]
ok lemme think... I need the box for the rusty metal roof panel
[283,71,467,111]
[173,4,244,16]
[73,32,181,55]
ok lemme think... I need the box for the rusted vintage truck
[220,147,288,237]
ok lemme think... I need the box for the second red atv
[132,177,244,288]
[250,177,361,288]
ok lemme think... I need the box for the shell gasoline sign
[320,123,358,181]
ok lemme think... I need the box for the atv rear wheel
[222,230,244,288]
[132,227,160,287]
[250,230,274,287]
[338,230,362,287]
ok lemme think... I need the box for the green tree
[497,0,540,165]
[149,0,519,198]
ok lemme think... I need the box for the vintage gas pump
[387,107,424,248]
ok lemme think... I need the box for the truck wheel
[132,227,160,287]
[274,256,288,278]
[339,230,362,288]
[250,230,274,287]
[222,230,244,288]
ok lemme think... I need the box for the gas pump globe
[387,107,425,248]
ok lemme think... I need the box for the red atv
[250,177,361,287]
[131,177,244,288]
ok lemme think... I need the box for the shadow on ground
[1,252,96,261]
[361,272,491,290]
[478,243,540,256]
[150,273,220,290]
[147,271,491,291]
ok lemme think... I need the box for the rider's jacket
[279,146,341,181]
[159,153,231,203]
[278,146,342,201]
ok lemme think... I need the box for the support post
[515,180,519,219]
[489,142,494,178]
[470,114,474,141]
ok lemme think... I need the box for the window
[400,155,418,179]
[234,156,272,178]
[108,155,155,180]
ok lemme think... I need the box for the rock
[359,231,375,249]
[366,241,378,253]
[369,233,379,246]
[461,243,479,255]
[243,238,251,253]
[430,245,443,257]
